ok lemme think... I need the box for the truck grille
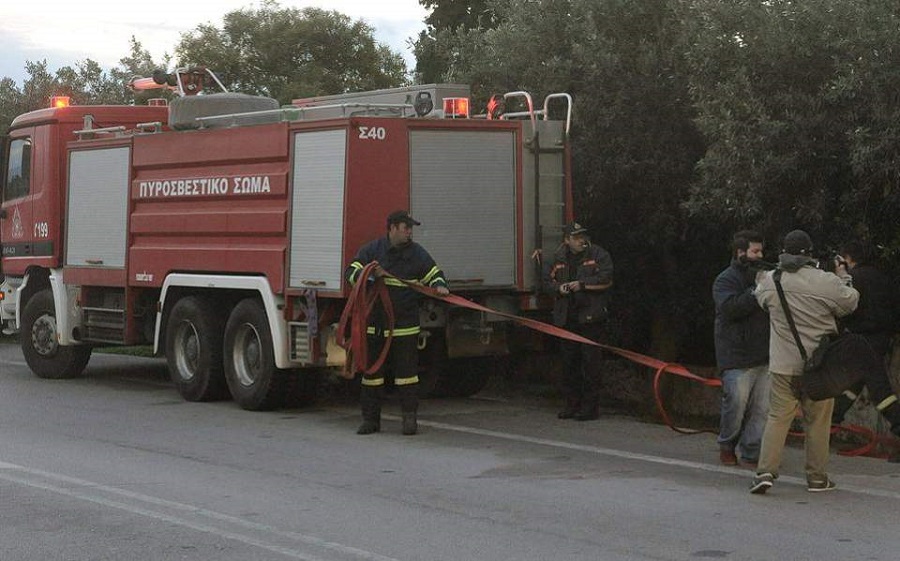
[289,322,312,364]
[82,307,126,344]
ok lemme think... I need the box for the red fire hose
[336,262,395,376]
[337,272,888,457]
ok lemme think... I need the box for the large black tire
[417,333,451,398]
[165,296,229,402]
[21,289,92,379]
[223,298,289,411]
[445,357,495,397]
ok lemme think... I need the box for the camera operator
[831,240,900,461]
[751,230,858,494]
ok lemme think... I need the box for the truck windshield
[3,137,32,202]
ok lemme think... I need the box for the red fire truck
[0,67,573,410]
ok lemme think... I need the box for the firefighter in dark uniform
[346,210,449,435]
[544,222,614,421]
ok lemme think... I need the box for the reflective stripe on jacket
[346,236,447,335]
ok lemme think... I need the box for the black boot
[356,385,382,435]
[558,399,580,419]
[574,399,599,421]
[399,384,419,435]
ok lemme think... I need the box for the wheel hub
[174,322,200,382]
[233,323,262,387]
[31,314,59,357]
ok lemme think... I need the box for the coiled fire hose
[336,261,395,376]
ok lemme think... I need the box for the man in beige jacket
[750,230,859,494]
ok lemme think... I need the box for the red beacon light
[442,97,470,119]
[50,96,70,109]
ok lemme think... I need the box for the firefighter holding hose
[345,210,449,435]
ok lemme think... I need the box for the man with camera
[751,230,858,494]
[544,222,614,421]
[831,240,900,461]
[713,230,772,466]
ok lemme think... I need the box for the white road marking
[0,461,402,561]
[401,416,900,501]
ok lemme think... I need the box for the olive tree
[175,1,408,103]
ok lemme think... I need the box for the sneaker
[807,478,837,492]
[741,458,758,468]
[719,449,738,466]
[750,472,774,494]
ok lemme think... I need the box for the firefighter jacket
[544,243,613,327]
[755,254,859,376]
[346,237,447,337]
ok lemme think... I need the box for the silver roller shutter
[289,129,347,290]
[66,147,130,268]
[409,130,517,288]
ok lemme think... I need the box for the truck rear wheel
[223,298,288,411]
[445,357,495,397]
[21,289,92,379]
[165,296,229,401]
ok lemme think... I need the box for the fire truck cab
[0,69,573,410]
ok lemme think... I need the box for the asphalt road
[2,341,899,561]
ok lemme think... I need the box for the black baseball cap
[562,222,588,236]
[387,210,420,226]
[783,229,813,255]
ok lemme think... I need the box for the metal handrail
[500,91,536,131]
[195,102,415,126]
[73,126,126,139]
[543,93,573,136]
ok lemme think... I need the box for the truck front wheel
[223,298,288,411]
[165,296,228,401]
[21,289,92,379]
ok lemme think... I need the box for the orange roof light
[443,97,470,119]
[50,96,70,108]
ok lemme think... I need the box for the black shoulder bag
[772,269,869,401]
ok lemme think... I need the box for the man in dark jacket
[346,210,449,436]
[544,222,613,421]
[832,240,900,460]
[712,230,771,466]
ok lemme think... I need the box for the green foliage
[421,0,900,362]
[0,38,170,134]
[684,0,900,262]
[420,0,710,357]
[414,0,497,83]
[174,1,408,103]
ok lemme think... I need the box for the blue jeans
[717,365,771,461]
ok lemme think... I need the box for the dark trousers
[365,334,419,387]
[364,334,420,412]
[559,321,604,407]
